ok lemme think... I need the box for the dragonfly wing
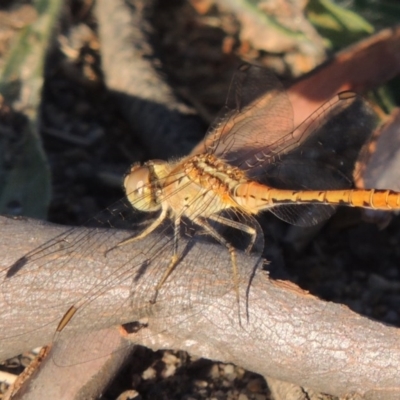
[262,159,352,191]
[246,92,379,187]
[3,174,261,366]
[194,64,378,194]
[270,204,336,226]
[261,95,378,226]
[192,64,294,161]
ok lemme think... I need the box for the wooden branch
[1,216,400,399]
[363,108,400,191]
[95,0,205,159]
[5,331,135,400]
[288,25,400,127]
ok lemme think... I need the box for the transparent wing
[193,64,377,226]
[193,64,377,189]
[192,64,294,161]
[269,204,336,227]
[49,225,237,366]
[258,92,377,226]
[2,169,261,366]
[247,92,378,185]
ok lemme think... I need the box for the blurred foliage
[308,0,400,50]
[307,0,374,49]
[0,0,62,219]
[306,0,400,112]
[341,0,400,30]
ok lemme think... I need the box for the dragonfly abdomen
[234,182,400,212]
[323,189,400,209]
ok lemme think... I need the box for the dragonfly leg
[193,217,241,324]
[207,214,257,253]
[116,207,168,248]
[151,216,181,303]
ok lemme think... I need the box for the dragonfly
[3,63,399,365]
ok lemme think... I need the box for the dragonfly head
[124,161,165,212]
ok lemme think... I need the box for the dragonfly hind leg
[151,216,181,304]
[193,216,242,322]
[207,214,257,253]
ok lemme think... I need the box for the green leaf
[0,0,63,219]
[307,0,374,49]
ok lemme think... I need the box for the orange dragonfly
[4,64,397,365]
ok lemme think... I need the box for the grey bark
[0,216,400,399]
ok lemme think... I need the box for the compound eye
[124,165,160,212]
[125,166,150,195]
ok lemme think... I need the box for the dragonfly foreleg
[116,207,168,248]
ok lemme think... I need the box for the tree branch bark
[1,216,400,399]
